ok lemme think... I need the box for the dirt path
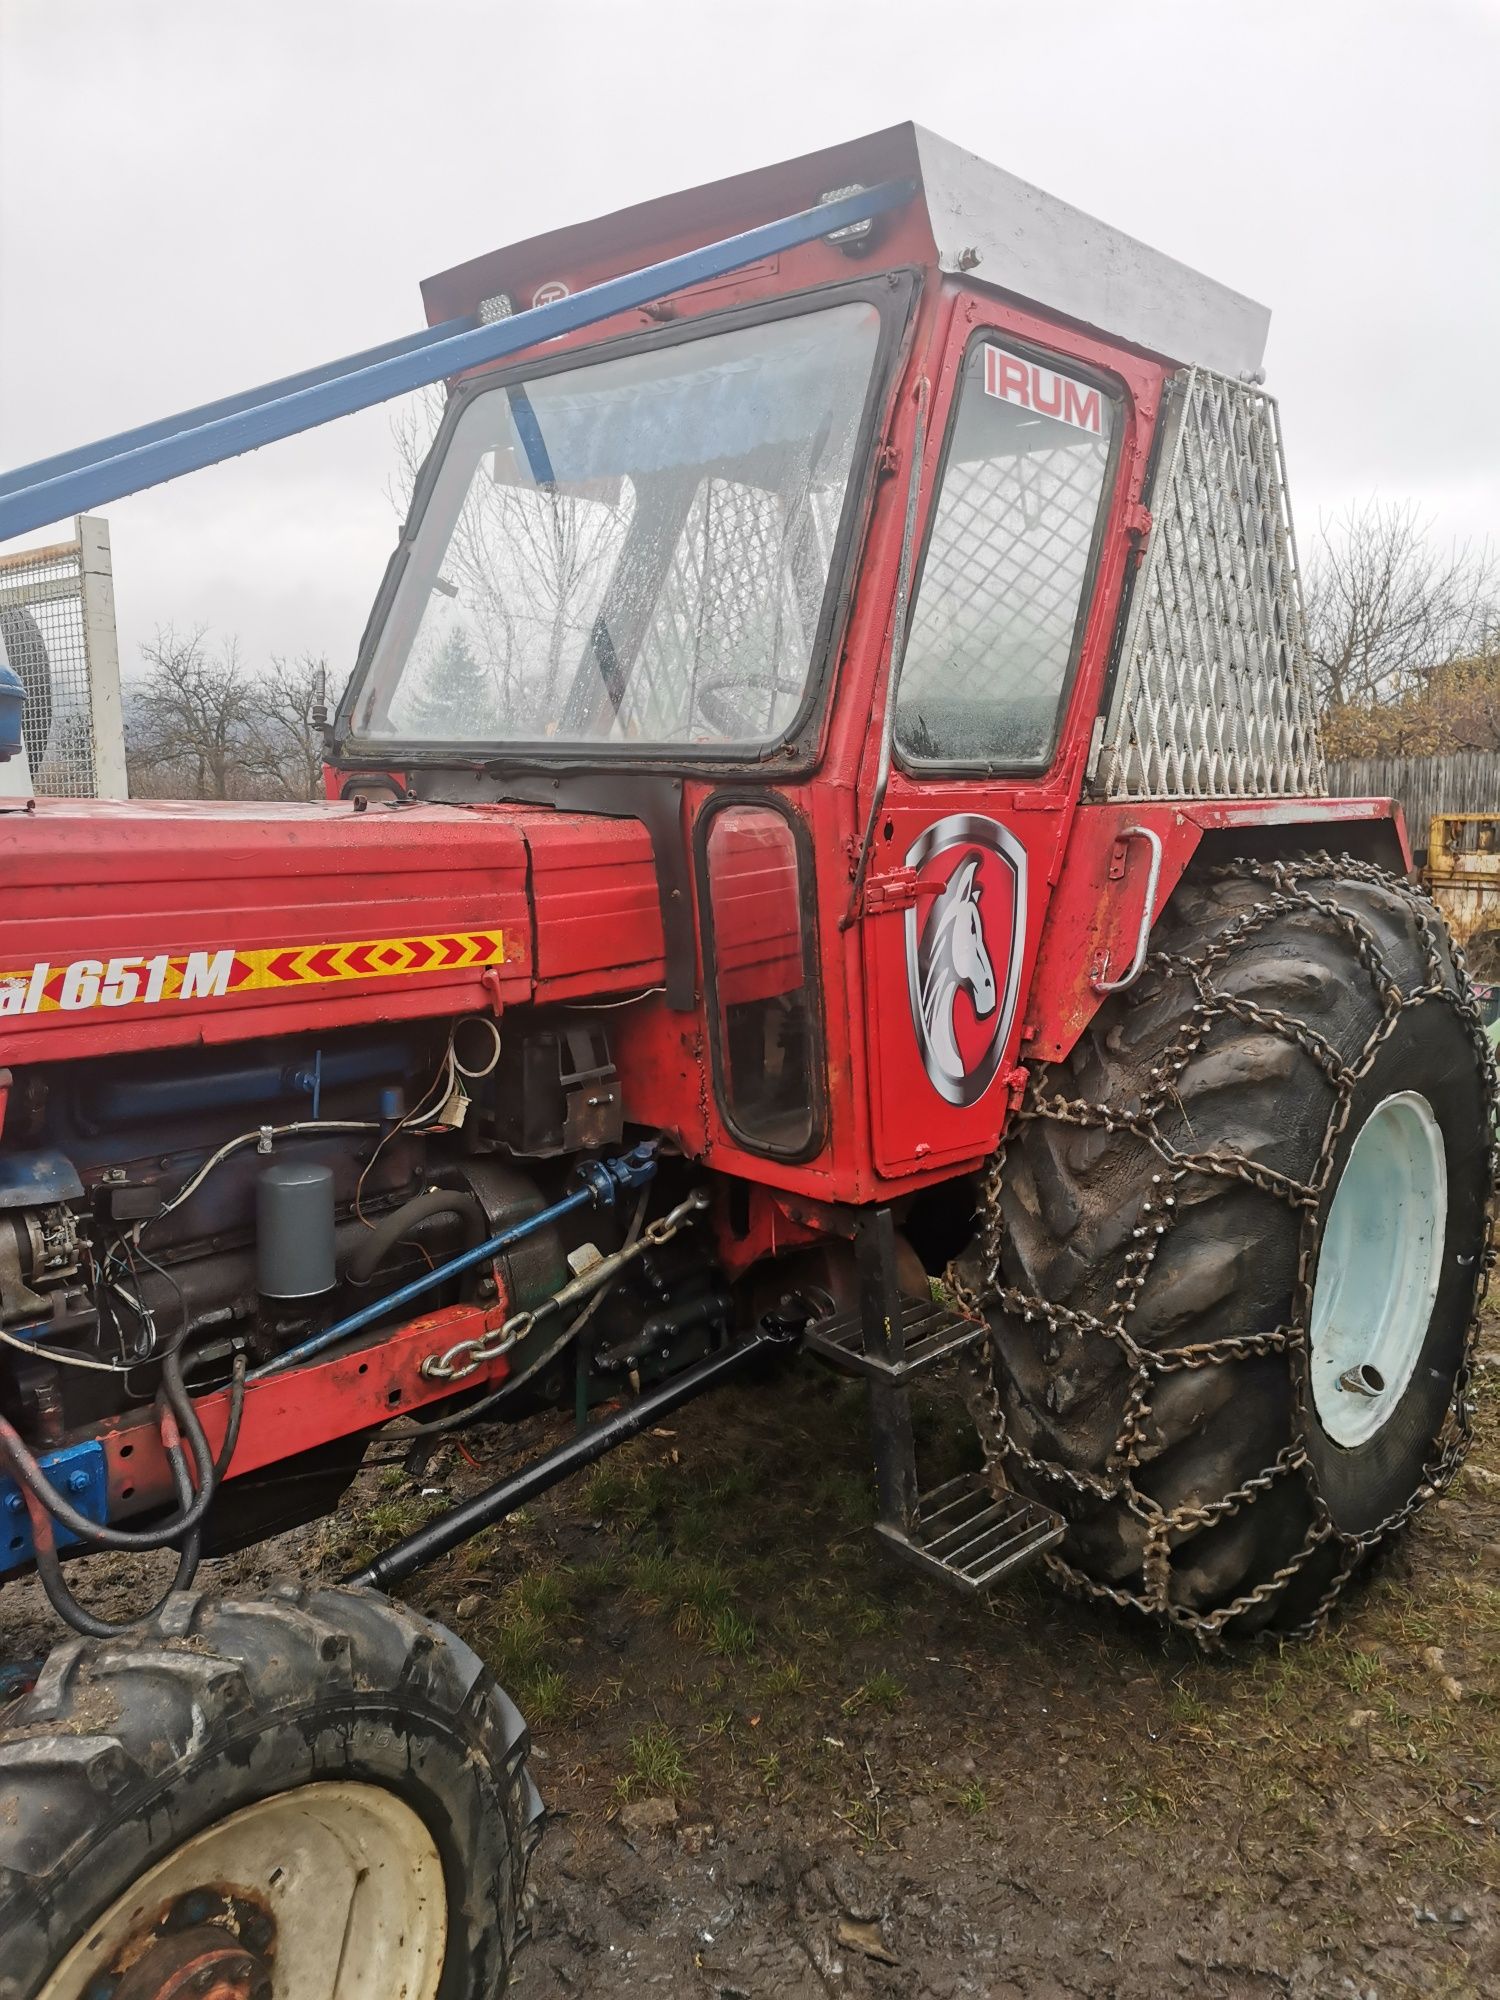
[3,1347,1497,1998]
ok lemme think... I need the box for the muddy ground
[3,1336,1497,1999]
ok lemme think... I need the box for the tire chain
[946,851,1499,1647]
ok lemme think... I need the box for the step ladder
[805,1208,1065,1596]
[803,1292,988,1382]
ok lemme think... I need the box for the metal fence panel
[0,515,126,797]
[1094,369,1325,800]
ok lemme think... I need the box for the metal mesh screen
[898,437,1110,765]
[1095,370,1325,800]
[0,534,98,795]
[627,477,842,739]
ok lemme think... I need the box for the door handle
[1092,825,1164,994]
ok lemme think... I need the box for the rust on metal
[1427,812,1500,982]
[109,1886,276,2000]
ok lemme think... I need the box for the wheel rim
[37,1781,448,2000]
[1308,1089,1448,1449]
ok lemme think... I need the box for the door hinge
[1124,501,1153,551]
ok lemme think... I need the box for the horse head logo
[917,857,997,1089]
[904,815,1027,1108]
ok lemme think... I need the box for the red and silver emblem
[904,814,1027,1107]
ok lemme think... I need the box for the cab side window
[895,341,1117,771]
[698,801,823,1158]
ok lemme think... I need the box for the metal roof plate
[907,124,1270,378]
[422,122,1271,380]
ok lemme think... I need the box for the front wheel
[966,853,1495,1641]
[0,1585,542,1999]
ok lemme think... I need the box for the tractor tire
[974,854,1494,1641]
[0,1584,542,1999]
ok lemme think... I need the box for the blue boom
[0,180,909,543]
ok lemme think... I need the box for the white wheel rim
[1308,1089,1447,1449]
[37,1781,448,2000]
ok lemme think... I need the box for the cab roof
[421,122,1270,381]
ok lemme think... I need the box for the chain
[949,851,1498,1647]
[420,1190,711,1384]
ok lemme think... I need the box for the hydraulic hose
[26,1441,202,1638]
[0,1345,245,1553]
[9,1349,246,1637]
[346,1190,487,1285]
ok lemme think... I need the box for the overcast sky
[2,0,1497,688]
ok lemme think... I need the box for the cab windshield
[350,301,882,752]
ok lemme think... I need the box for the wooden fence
[1325,751,1500,853]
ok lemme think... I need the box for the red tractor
[0,125,1492,1997]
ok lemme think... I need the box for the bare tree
[244,653,329,800]
[388,387,623,730]
[1304,500,1499,713]
[126,632,333,801]
[126,626,257,799]
[386,387,448,522]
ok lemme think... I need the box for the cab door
[859,303,1145,1179]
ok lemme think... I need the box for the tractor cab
[331,122,1353,1204]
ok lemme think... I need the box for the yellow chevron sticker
[0,932,507,1017]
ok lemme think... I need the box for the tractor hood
[0,796,665,1067]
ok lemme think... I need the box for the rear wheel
[0,1585,542,1999]
[963,853,1495,1641]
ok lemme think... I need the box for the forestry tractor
[0,124,1492,1998]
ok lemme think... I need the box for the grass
[1340,1646,1387,1695]
[619,1724,692,1798]
[460,1565,577,1717]
[850,1597,895,1637]
[418,1375,934,1815]
[1108,1783,1179,1829]
[677,1558,736,1628]
[753,1751,784,1794]
[757,1659,813,1699]
[482,1606,548,1688]
[515,1663,574,1728]
[809,1467,875,1527]
[577,1458,681,1530]
[843,1669,905,1714]
[578,1461,635,1517]
[369,1345,1500,1953]
[513,1568,570,1621]
[709,1606,756,1660]
[619,1545,761,1660]
[334,1485,446,1569]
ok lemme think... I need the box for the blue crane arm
[0,180,911,544]
[0,320,473,503]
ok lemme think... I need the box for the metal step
[874,1473,1066,1594]
[804,1294,987,1384]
